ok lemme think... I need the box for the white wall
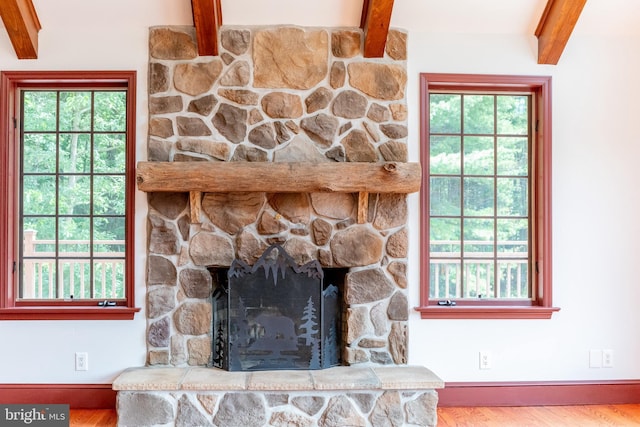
[0,0,193,384]
[1,0,639,384]
[406,32,640,381]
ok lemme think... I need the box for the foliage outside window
[0,71,139,320]
[417,74,557,319]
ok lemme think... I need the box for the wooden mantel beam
[360,0,395,58]
[136,161,421,194]
[535,0,586,65]
[191,0,222,56]
[138,161,421,225]
[0,0,41,59]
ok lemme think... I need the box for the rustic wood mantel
[136,161,422,224]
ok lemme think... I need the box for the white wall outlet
[479,351,492,370]
[602,349,614,368]
[589,349,602,368]
[75,352,89,371]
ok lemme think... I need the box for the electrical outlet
[602,350,614,368]
[75,352,89,371]
[479,351,492,370]
[589,350,602,368]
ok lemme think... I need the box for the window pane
[94,91,127,132]
[59,133,91,173]
[93,260,125,299]
[22,220,55,298]
[23,175,56,215]
[58,217,90,251]
[68,262,91,299]
[463,260,494,298]
[497,219,528,254]
[23,134,57,173]
[61,259,91,299]
[430,94,461,134]
[59,176,91,215]
[497,217,529,298]
[498,262,529,298]
[463,177,494,216]
[22,91,57,131]
[463,218,494,256]
[430,261,460,299]
[430,177,460,216]
[94,217,125,253]
[497,137,528,176]
[94,134,126,173]
[22,260,56,299]
[464,136,494,175]
[430,218,461,256]
[93,176,125,215]
[497,178,528,217]
[59,92,92,132]
[497,95,528,135]
[464,95,494,135]
[430,135,461,175]
[23,217,56,246]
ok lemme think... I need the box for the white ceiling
[573,0,640,36]
[219,0,640,37]
[1,0,640,39]
[220,0,547,34]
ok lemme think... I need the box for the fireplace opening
[209,245,346,371]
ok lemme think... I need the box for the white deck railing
[22,230,125,300]
[430,240,529,299]
[22,234,525,300]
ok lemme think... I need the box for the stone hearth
[115,366,443,426]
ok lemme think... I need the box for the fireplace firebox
[209,245,344,371]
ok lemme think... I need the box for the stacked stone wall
[117,389,438,427]
[145,25,410,367]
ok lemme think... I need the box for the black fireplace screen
[210,245,342,371]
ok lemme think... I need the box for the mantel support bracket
[358,192,369,224]
[190,191,202,224]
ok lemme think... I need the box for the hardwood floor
[437,404,640,426]
[68,405,640,426]
[69,409,117,426]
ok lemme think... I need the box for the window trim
[0,71,140,320]
[416,73,558,320]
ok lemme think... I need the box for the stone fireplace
[113,25,442,426]
[144,24,413,369]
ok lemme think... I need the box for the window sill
[0,306,140,320]
[415,305,560,319]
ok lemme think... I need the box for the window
[0,71,139,320]
[417,74,557,319]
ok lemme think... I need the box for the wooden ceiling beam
[535,0,586,65]
[0,0,41,59]
[360,0,395,58]
[191,0,222,56]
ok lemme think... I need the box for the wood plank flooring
[68,405,640,426]
[437,404,640,426]
[69,409,117,426]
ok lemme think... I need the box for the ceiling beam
[0,0,41,59]
[535,0,586,65]
[191,0,222,56]
[360,0,395,58]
